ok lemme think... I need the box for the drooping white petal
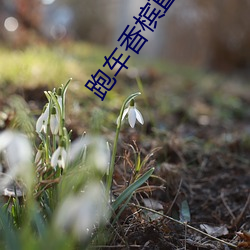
[41,122,47,133]
[57,158,65,169]
[128,107,136,128]
[50,114,59,135]
[0,130,33,190]
[35,149,43,164]
[51,147,61,168]
[36,104,50,134]
[44,104,50,118]
[51,147,67,169]
[5,133,32,170]
[61,148,67,161]
[36,113,45,133]
[121,107,129,121]
[116,107,129,125]
[67,136,88,163]
[57,96,63,111]
[59,148,67,169]
[0,130,14,151]
[68,136,109,172]
[135,109,144,125]
[92,138,110,173]
[55,195,79,232]
[54,182,109,240]
[116,116,120,125]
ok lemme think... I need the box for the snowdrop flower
[57,87,63,111]
[54,182,109,240]
[88,137,110,173]
[51,143,67,169]
[50,106,60,135]
[36,103,50,133]
[120,99,144,128]
[35,144,43,164]
[0,130,33,190]
[67,135,110,173]
[57,95,63,112]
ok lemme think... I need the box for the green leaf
[112,167,154,211]
[112,193,133,225]
[179,199,191,222]
[33,212,46,237]
[0,207,21,250]
[135,152,141,173]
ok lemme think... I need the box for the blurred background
[1,0,250,72]
[0,2,250,248]
[1,0,250,136]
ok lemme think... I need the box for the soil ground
[1,47,250,249]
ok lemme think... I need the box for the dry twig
[130,203,237,249]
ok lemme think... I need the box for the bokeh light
[41,0,55,5]
[50,24,67,40]
[4,17,19,32]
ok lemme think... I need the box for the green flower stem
[106,92,141,197]
[52,134,56,152]
[48,92,63,136]
[48,79,71,136]
[44,96,53,164]
[61,78,72,127]
[63,127,70,150]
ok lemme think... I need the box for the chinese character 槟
[133,2,165,32]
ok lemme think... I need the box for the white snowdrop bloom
[67,136,110,173]
[36,104,50,133]
[54,182,109,240]
[35,144,43,164]
[51,145,67,169]
[67,136,87,164]
[0,130,33,189]
[35,149,42,165]
[57,95,63,112]
[120,99,144,128]
[50,106,60,135]
[56,87,63,111]
[90,137,110,173]
[0,130,14,151]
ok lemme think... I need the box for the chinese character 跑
[85,69,116,101]
[117,25,148,54]
[150,0,175,14]
[103,47,130,76]
[133,2,165,32]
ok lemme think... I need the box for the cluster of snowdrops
[0,79,153,249]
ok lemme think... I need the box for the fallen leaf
[174,192,191,222]
[142,198,164,221]
[237,231,250,248]
[143,198,163,211]
[179,199,191,222]
[200,224,229,237]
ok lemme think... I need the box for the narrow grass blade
[112,167,154,211]
[0,208,21,250]
[112,193,133,225]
